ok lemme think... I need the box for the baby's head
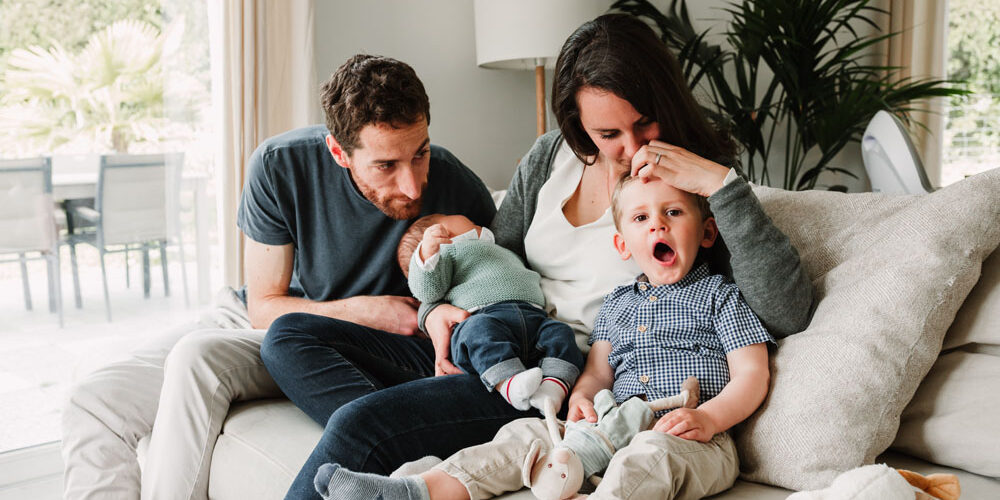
[610,174,718,286]
[397,213,480,277]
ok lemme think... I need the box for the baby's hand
[652,408,718,442]
[420,223,452,260]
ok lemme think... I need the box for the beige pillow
[732,168,1000,491]
[889,249,1000,477]
[942,248,1000,350]
[892,351,1000,477]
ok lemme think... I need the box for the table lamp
[473,0,612,136]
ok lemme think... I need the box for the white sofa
[201,175,1000,499]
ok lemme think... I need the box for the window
[941,0,1000,186]
[0,0,219,457]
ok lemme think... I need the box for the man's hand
[652,407,719,442]
[347,295,420,336]
[424,303,468,376]
[419,224,452,260]
[567,395,597,423]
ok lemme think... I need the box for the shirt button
[639,284,648,291]
[639,375,650,384]
[637,325,647,333]
[648,295,658,302]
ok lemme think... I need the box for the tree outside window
[943,0,1000,185]
[0,0,210,167]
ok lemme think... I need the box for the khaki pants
[436,417,739,500]
[61,288,282,500]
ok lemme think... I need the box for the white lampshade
[474,0,613,70]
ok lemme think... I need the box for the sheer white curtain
[208,0,318,288]
[883,0,949,186]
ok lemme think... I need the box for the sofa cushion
[208,399,322,499]
[891,350,1000,478]
[889,248,1000,478]
[207,400,1000,499]
[942,248,1000,351]
[733,169,1000,491]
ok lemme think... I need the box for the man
[61,54,496,500]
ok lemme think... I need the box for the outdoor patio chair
[67,153,189,321]
[0,157,64,327]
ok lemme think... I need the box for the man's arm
[244,238,420,334]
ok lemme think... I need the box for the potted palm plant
[611,0,966,190]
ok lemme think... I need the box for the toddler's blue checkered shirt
[590,263,774,413]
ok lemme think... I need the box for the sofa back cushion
[890,248,1000,477]
[733,168,1000,490]
[942,248,1000,351]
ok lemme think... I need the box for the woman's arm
[567,341,615,422]
[707,178,814,337]
[631,141,815,337]
[652,342,769,441]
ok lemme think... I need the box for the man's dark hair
[552,14,737,167]
[321,54,431,156]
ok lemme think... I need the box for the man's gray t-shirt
[236,125,496,302]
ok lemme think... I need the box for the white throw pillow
[733,168,1000,491]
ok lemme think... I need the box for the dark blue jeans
[261,312,544,500]
[452,301,583,389]
[261,312,436,425]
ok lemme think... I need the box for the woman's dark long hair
[552,13,737,167]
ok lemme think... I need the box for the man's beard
[355,176,425,220]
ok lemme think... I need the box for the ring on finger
[654,153,661,165]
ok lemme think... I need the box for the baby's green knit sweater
[408,239,545,312]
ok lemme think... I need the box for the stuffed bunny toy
[521,376,700,500]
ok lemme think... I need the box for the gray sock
[314,463,430,500]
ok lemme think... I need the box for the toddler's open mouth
[653,241,675,264]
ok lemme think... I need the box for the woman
[283,14,813,499]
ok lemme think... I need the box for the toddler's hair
[610,173,712,230]
[397,214,445,276]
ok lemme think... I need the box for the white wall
[314,0,540,191]
[313,0,872,192]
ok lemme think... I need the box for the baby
[318,175,775,500]
[397,214,585,412]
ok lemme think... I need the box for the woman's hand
[651,407,719,442]
[567,395,597,423]
[630,140,730,197]
[424,303,469,376]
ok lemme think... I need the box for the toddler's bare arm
[567,341,616,422]
[652,343,769,441]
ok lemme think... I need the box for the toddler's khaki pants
[436,417,739,500]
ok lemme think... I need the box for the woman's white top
[523,142,641,343]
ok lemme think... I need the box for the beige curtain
[208,0,318,288]
[883,0,949,186]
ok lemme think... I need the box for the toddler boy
[397,214,585,412]
[318,175,775,500]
